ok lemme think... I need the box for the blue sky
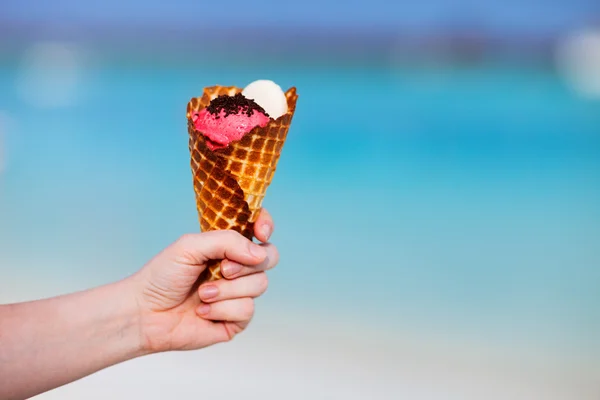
[2,0,599,36]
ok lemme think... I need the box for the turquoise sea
[1,54,599,364]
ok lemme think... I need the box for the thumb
[172,230,267,266]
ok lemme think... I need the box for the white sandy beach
[25,313,598,400]
[1,277,598,400]
[8,297,593,400]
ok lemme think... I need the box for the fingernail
[248,242,266,259]
[222,261,242,277]
[199,285,218,299]
[197,304,210,315]
[261,224,271,240]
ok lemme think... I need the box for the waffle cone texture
[187,85,298,282]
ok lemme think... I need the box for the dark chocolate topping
[206,92,269,119]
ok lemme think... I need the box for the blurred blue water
[0,56,599,355]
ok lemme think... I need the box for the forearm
[0,278,145,400]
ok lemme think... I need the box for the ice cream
[191,80,289,151]
[191,93,269,151]
[242,80,288,120]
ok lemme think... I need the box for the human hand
[131,209,278,354]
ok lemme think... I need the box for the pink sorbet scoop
[191,92,270,151]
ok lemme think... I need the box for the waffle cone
[187,85,298,282]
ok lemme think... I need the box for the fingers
[173,230,267,266]
[198,272,268,303]
[171,208,274,267]
[220,243,279,279]
[196,298,255,322]
[253,208,274,243]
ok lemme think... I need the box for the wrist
[123,272,166,355]
[108,276,149,359]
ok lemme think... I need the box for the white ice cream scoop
[242,80,288,120]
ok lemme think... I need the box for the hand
[131,209,279,353]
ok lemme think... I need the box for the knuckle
[207,229,236,240]
[225,229,243,239]
[218,229,245,245]
[257,273,269,294]
[269,245,280,267]
[242,298,255,318]
[175,234,199,261]
[177,233,196,246]
[204,230,227,240]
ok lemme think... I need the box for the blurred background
[1,0,600,399]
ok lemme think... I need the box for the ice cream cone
[187,85,298,282]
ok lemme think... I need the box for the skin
[0,209,278,400]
